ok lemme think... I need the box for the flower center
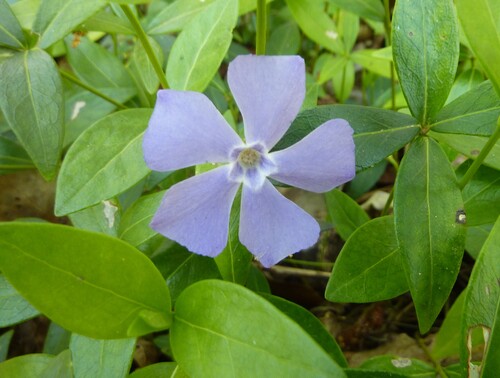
[237,148,261,168]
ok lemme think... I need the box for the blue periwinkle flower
[143,55,355,267]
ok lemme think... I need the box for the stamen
[238,148,261,168]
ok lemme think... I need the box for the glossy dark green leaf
[0,222,171,339]
[0,274,39,327]
[326,216,408,303]
[392,0,459,123]
[0,355,54,377]
[33,0,106,48]
[394,137,466,333]
[70,334,135,378]
[267,22,300,55]
[325,189,370,241]
[275,105,419,171]
[0,136,34,175]
[166,0,238,92]
[261,294,348,367]
[0,49,63,180]
[430,131,500,170]
[0,330,13,362]
[329,0,385,22]
[129,362,178,378]
[456,0,500,96]
[0,0,26,48]
[431,81,500,136]
[171,280,346,377]
[55,109,152,216]
[286,0,344,54]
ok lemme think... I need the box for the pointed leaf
[329,0,385,22]
[39,350,73,378]
[0,355,54,377]
[392,0,459,123]
[0,49,63,180]
[171,280,346,377]
[0,273,39,327]
[0,222,171,339]
[326,216,408,303]
[394,137,466,333]
[0,330,13,362]
[55,109,152,216]
[166,0,238,92]
[0,0,26,48]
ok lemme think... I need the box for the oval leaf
[0,222,171,339]
[171,280,346,377]
[392,0,459,123]
[394,137,466,333]
[0,0,26,48]
[55,109,152,216]
[0,355,54,377]
[0,273,39,327]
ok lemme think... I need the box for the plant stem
[383,0,396,110]
[459,116,500,189]
[59,70,128,110]
[256,0,267,55]
[416,335,448,378]
[120,4,169,89]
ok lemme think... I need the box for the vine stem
[458,116,500,189]
[59,70,128,110]
[120,4,169,89]
[256,0,267,55]
[416,335,448,378]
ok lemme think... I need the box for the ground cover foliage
[0,0,500,377]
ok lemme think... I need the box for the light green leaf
[325,216,407,303]
[0,222,171,339]
[82,10,135,34]
[338,9,359,52]
[0,273,39,327]
[43,323,71,355]
[332,59,355,103]
[55,109,152,216]
[316,55,348,85]
[286,0,345,54]
[431,81,500,136]
[394,137,466,333]
[129,362,178,378]
[482,294,500,377]
[10,0,40,30]
[455,0,500,96]
[70,334,136,378]
[171,280,346,377]
[329,0,385,22]
[275,105,419,171]
[0,49,63,180]
[0,355,54,377]
[0,0,26,48]
[0,330,13,362]
[131,35,164,94]
[446,68,484,104]
[69,200,121,237]
[39,350,73,378]
[33,0,106,48]
[351,49,392,78]
[325,189,370,241]
[267,21,300,55]
[0,136,34,175]
[166,0,238,92]
[359,355,435,377]
[392,0,459,123]
[429,131,500,170]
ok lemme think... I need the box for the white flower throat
[229,144,277,191]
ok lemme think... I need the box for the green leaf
[245,265,270,293]
[33,0,106,48]
[430,81,500,136]
[261,293,348,368]
[82,10,135,34]
[329,0,385,22]
[266,21,300,55]
[0,136,34,175]
[482,294,500,377]
[275,105,419,171]
[325,216,408,303]
[0,273,39,327]
[43,323,71,355]
[145,0,215,35]
[153,244,221,304]
[70,334,135,378]
[446,68,484,104]
[429,131,500,170]
[129,362,178,378]
[317,55,348,85]
[131,35,164,95]
[344,369,406,378]
[332,59,355,103]
[0,222,171,339]
[394,137,466,333]
[0,330,14,362]
[166,0,238,92]
[10,0,40,30]
[0,355,54,377]
[39,350,73,378]
[465,224,493,260]
[69,200,121,236]
[171,280,346,377]
[392,0,459,123]
[325,189,370,241]
[0,49,63,180]
[359,356,435,377]
[0,0,27,48]
[55,109,152,216]
[351,49,392,78]
[286,0,345,54]
[338,10,359,52]
[455,0,500,96]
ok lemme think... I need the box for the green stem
[383,0,396,110]
[59,70,128,110]
[416,336,448,378]
[256,0,267,55]
[459,116,500,189]
[120,4,169,89]
[381,188,394,216]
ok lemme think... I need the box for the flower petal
[239,180,320,267]
[143,90,243,171]
[227,55,305,149]
[151,166,240,257]
[269,119,355,192]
